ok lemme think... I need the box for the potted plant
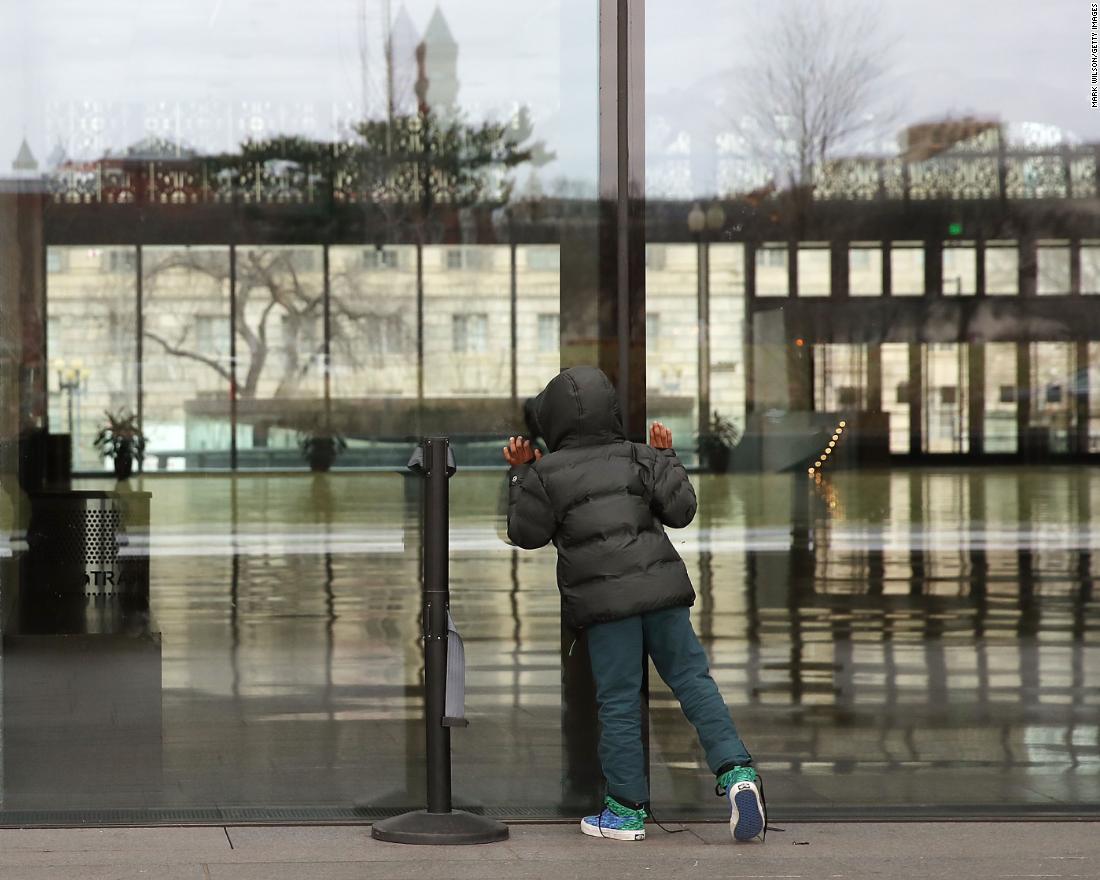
[93,408,147,480]
[697,411,739,473]
[299,429,347,473]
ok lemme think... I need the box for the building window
[537,314,559,353]
[939,386,957,405]
[1046,384,1063,404]
[452,313,489,353]
[368,315,406,354]
[890,244,925,296]
[47,249,66,273]
[445,247,489,271]
[896,382,910,404]
[797,245,831,296]
[106,249,136,274]
[1081,243,1100,294]
[755,244,789,296]
[985,243,1019,295]
[942,244,976,295]
[756,245,787,268]
[1037,243,1071,296]
[849,244,883,297]
[362,248,399,269]
[999,385,1016,404]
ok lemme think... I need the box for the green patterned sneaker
[717,766,766,842]
[580,796,647,841]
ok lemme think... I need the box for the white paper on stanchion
[443,611,469,727]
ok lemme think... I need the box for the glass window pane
[890,243,925,296]
[646,244,698,459]
[141,246,232,470]
[424,245,509,395]
[755,244,789,296]
[47,246,138,471]
[984,342,1017,452]
[849,243,883,296]
[518,245,560,397]
[330,245,418,407]
[942,243,977,296]
[234,246,324,467]
[984,243,1018,295]
[797,244,830,297]
[1081,243,1100,294]
[1037,243,1071,295]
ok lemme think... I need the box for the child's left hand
[503,436,542,466]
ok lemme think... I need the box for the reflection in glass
[942,243,976,296]
[755,244,789,296]
[890,243,925,296]
[984,342,1017,453]
[647,244,699,452]
[141,247,232,470]
[1037,242,1071,296]
[47,247,138,471]
[797,244,830,297]
[849,243,882,297]
[985,242,1018,296]
[233,247,325,466]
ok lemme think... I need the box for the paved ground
[0,822,1097,879]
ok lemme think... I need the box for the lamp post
[54,360,87,440]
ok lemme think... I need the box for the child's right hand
[503,436,542,466]
[649,422,673,449]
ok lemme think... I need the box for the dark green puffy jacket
[506,366,697,629]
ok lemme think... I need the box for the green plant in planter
[697,410,739,473]
[93,408,147,480]
[300,430,348,473]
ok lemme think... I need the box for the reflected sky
[1,1,1090,191]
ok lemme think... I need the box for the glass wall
[641,0,1099,816]
[0,0,1097,826]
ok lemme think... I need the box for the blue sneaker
[580,796,647,841]
[717,766,766,842]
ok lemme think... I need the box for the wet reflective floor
[1,467,1098,821]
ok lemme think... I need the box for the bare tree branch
[144,328,232,382]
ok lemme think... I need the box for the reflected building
[0,0,1098,826]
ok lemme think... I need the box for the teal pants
[586,605,752,806]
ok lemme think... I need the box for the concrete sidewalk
[0,821,1096,880]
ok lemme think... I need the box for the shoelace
[643,801,686,835]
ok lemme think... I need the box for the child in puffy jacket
[503,365,764,842]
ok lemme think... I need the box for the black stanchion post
[371,437,509,846]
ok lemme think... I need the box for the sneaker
[580,796,647,841]
[717,766,766,842]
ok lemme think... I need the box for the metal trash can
[23,490,151,634]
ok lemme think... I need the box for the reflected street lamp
[688,203,727,466]
[53,359,88,439]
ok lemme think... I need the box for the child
[503,365,764,842]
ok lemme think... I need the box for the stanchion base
[371,810,509,845]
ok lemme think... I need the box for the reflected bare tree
[737,0,896,191]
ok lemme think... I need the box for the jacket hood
[535,366,625,452]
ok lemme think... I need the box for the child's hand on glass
[503,436,542,466]
[649,422,673,449]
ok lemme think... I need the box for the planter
[113,439,135,480]
[700,446,732,474]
